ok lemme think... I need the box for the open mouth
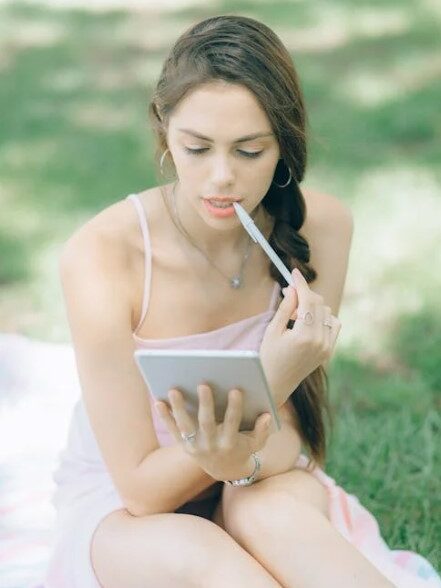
[208,200,236,208]
[204,196,242,207]
[203,199,239,217]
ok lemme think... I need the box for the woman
[43,15,440,588]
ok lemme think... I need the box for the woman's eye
[184,147,263,159]
[239,150,263,159]
[184,147,209,155]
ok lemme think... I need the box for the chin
[204,214,240,227]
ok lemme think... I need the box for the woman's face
[166,81,280,229]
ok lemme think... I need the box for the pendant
[230,276,241,289]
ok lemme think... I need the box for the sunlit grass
[338,165,441,356]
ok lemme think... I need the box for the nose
[210,155,235,188]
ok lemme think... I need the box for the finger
[329,315,342,352]
[282,287,299,322]
[323,306,332,347]
[269,275,299,334]
[252,413,273,451]
[291,267,313,300]
[291,288,323,338]
[291,269,320,330]
[222,388,243,438]
[168,388,197,437]
[317,301,333,358]
[197,384,217,437]
[154,400,186,444]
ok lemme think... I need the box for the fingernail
[282,287,288,296]
[264,416,271,427]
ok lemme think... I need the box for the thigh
[91,493,225,588]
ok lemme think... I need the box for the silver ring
[181,431,197,443]
[297,311,314,325]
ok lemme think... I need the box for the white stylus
[232,202,296,288]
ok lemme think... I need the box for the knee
[222,487,329,544]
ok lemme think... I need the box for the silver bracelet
[225,453,261,487]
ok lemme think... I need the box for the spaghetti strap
[125,193,152,333]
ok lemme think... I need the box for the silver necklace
[169,182,253,289]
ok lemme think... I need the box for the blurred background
[0,0,440,585]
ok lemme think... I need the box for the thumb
[269,284,298,333]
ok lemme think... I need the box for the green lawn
[1,0,439,572]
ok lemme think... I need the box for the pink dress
[42,193,441,588]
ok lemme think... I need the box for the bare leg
[224,492,396,588]
[91,508,282,588]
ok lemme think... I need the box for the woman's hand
[154,384,273,481]
[260,267,341,406]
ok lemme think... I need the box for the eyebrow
[178,128,274,143]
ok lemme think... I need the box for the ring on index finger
[297,310,314,325]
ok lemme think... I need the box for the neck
[167,182,273,260]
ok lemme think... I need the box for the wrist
[259,353,301,407]
[274,379,303,407]
[235,455,256,480]
[224,453,261,486]
[201,455,256,483]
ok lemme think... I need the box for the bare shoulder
[301,187,354,235]
[60,186,160,272]
[298,187,354,316]
[62,196,131,250]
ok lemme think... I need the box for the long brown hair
[148,15,333,469]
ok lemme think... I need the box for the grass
[0,0,439,574]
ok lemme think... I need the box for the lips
[203,195,243,203]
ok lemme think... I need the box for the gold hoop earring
[272,164,292,188]
[160,148,170,176]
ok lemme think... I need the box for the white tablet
[134,349,281,432]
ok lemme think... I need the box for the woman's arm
[300,188,354,372]
[255,190,354,478]
[300,188,354,318]
[59,229,219,517]
[256,401,302,480]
